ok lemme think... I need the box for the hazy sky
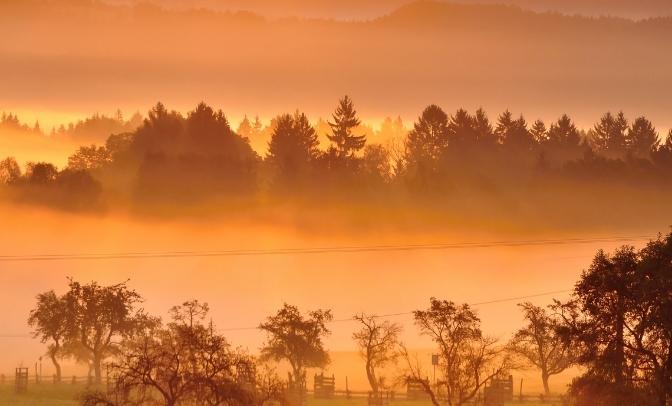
[2,0,672,133]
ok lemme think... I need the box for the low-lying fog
[0,204,658,391]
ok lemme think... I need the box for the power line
[0,288,573,338]
[219,288,573,331]
[0,235,654,262]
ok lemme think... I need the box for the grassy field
[0,384,560,406]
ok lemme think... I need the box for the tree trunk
[366,360,378,395]
[50,353,62,383]
[93,354,102,384]
[541,371,550,396]
[615,297,626,387]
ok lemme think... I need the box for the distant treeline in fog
[1,97,671,219]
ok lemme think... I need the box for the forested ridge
[2,98,671,228]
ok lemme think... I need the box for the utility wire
[0,288,573,338]
[0,235,654,262]
[220,289,573,331]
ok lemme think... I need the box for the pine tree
[447,108,476,148]
[494,110,514,144]
[530,120,548,144]
[237,115,253,138]
[327,95,366,159]
[547,114,581,148]
[473,108,495,146]
[404,104,450,172]
[627,116,658,158]
[266,112,320,178]
[252,115,263,137]
[497,112,533,150]
[591,111,628,156]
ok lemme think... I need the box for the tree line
[27,229,672,405]
[2,97,672,209]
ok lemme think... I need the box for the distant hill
[2,0,672,130]
[104,0,672,19]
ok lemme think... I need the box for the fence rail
[0,373,566,404]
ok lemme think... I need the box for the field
[0,384,563,406]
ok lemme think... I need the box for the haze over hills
[105,0,672,19]
[2,0,672,132]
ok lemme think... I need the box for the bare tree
[259,303,332,389]
[28,291,68,382]
[410,297,512,406]
[509,302,574,395]
[352,313,401,394]
[88,301,257,406]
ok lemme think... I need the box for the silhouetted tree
[509,302,574,395]
[327,95,366,160]
[652,130,672,171]
[555,239,672,405]
[0,157,21,184]
[63,279,151,383]
[473,108,496,147]
[361,144,392,184]
[86,300,257,406]
[266,112,320,187]
[352,313,401,395]
[404,105,450,182]
[68,145,110,171]
[546,115,583,161]
[627,116,659,158]
[591,112,628,157]
[448,109,477,149]
[28,291,69,382]
[408,298,512,406]
[494,110,535,151]
[26,162,58,184]
[494,110,515,144]
[530,120,548,144]
[237,115,253,138]
[259,304,332,389]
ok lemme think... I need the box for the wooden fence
[0,372,567,405]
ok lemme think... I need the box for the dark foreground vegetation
[24,230,672,405]
[2,97,672,228]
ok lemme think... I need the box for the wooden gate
[314,373,335,398]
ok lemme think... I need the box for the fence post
[72,375,77,385]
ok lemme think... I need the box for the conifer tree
[327,95,366,159]
[627,116,658,158]
[473,108,495,146]
[591,111,628,156]
[237,115,253,138]
[530,119,548,144]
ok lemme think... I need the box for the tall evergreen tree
[447,109,477,148]
[501,115,534,150]
[404,104,450,173]
[547,114,581,149]
[627,116,658,158]
[494,110,515,144]
[530,119,548,144]
[237,115,253,138]
[591,111,628,156]
[473,108,496,146]
[266,112,320,180]
[327,95,366,159]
